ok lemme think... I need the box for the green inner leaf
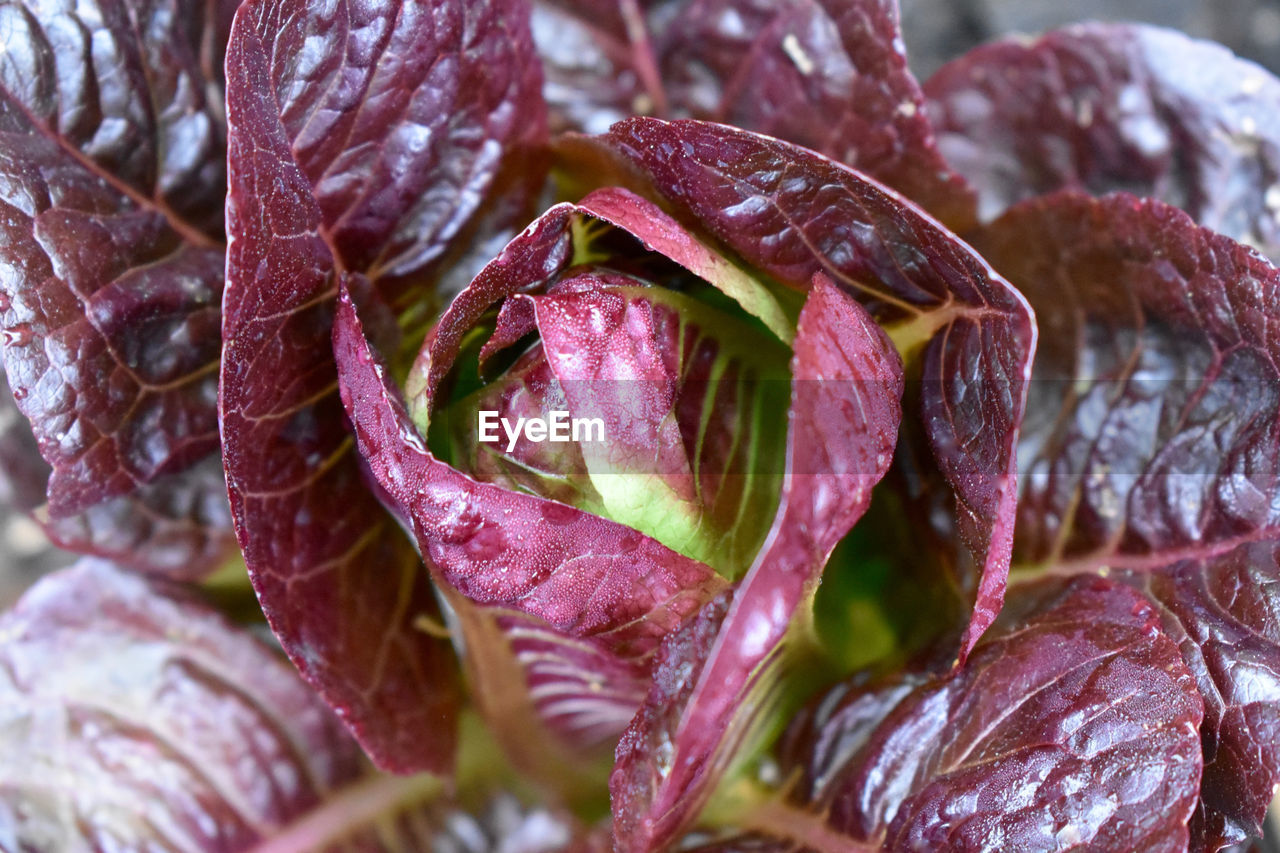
[432,278,790,580]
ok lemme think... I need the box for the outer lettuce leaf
[0,368,235,579]
[0,370,51,514]
[782,576,1204,851]
[975,190,1280,850]
[535,0,974,226]
[221,0,545,771]
[925,22,1280,259]
[532,0,661,134]
[609,274,903,852]
[0,559,363,851]
[606,117,1035,657]
[40,455,236,580]
[267,0,546,302]
[334,284,725,748]
[975,191,1280,572]
[0,0,228,516]
[1122,543,1280,850]
[657,0,975,227]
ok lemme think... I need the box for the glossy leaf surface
[220,0,544,771]
[925,22,1280,259]
[0,0,228,515]
[786,576,1204,851]
[0,371,234,579]
[40,455,236,580]
[1122,543,1280,849]
[610,275,903,851]
[606,117,1035,657]
[658,0,975,226]
[975,191,1280,572]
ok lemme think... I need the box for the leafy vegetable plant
[1,0,1279,849]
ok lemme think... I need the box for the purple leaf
[609,275,903,852]
[334,284,726,721]
[610,591,734,851]
[532,0,663,134]
[1121,543,1280,850]
[0,0,228,516]
[785,576,1204,851]
[657,0,976,227]
[974,191,1280,572]
[222,0,545,771]
[414,187,797,578]
[263,0,546,294]
[365,190,800,757]
[0,559,364,850]
[606,117,1036,657]
[0,368,234,580]
[462,274,791,576]
[40,454,237,580]
[535,1,975,226]
[925,22,1280,259]
[0,371,51,514]
[412,187,793,410]
[480,608,652,751]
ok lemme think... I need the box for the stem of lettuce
[245,773,443,853]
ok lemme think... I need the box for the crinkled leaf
[263,0,546,297]
[334,284,725,750]
[1121,542,1280,851]
[783,576,1203,851]
[0,0,228,516]
[657,0,975,227]
[0,559,363,851]
[222,0,546,771]
[40,454,236,580]
[974,191,1280,572]
[606,117,1035,657]
[925,22,1280,259]
[0,371,234,579]
[0,370,51,513]
[610,276,902,852]
[536,1,974,226]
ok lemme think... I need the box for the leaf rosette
[333,179,904,764]
[16,0,1280,849]
[332,107,1040,842]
